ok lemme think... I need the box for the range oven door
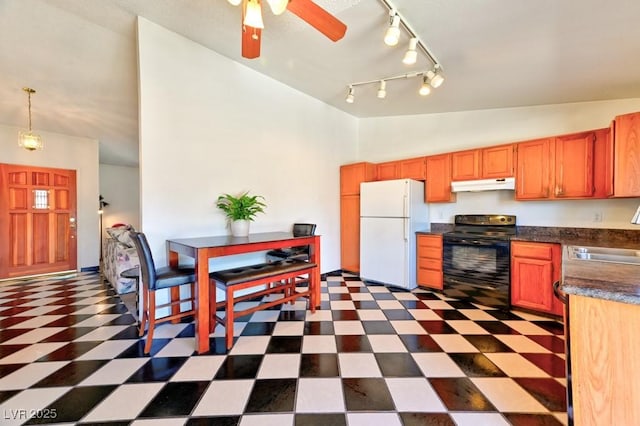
[442,235,511,309]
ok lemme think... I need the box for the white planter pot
[230,220,250,237]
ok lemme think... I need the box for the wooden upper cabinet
[376,161,400,181]
[425,154,456,203]
[592,126,614,198]
[554,131,595,198]
[483,144,515,178]
[451,150,481,181]
[400,157,426,180]
[515,138,552,200]
[452,144,514,181]
[340,162,377,195]
[613,112,640,197]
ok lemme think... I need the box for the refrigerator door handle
[403,218,409,241]
[403,194,409,217]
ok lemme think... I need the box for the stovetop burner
[444,214,517,240]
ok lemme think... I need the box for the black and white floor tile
[0,271,567,425]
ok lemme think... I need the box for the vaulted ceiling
[1,0,639,166]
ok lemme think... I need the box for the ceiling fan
[227,0,348,59]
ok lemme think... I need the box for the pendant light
[244,0,264,29]
[18,87,43,151]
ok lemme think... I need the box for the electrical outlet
[593,212,603,222]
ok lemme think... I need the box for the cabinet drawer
[418,257,442,271]
[511,242,553,260]
[418,269,443,289]
[418,247,442,260]
[417,235,443,249]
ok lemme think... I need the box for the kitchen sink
[566,246,640,265]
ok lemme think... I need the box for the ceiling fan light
[227,0,241,6]
[244,0,264,29]
[346,86,355,103]
[384,14,401,46]
[377,80,387,99]
[266,0,288,15]
[419,76,431,96]
[402,38,418,65]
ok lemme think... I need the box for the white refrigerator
[360,179,429,290]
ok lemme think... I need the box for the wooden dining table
[166,231,321,354]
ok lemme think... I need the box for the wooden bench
[210,259,318,350]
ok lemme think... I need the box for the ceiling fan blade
[287,0,347,42]
[241,1,261,59]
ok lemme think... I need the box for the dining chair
[130,231,196,354]
[266,223,317,261]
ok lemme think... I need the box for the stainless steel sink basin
[567,246,640,265]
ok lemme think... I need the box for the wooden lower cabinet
[416,234,443,289]
[510,241,563,315]
[340,195,361,273]
[569,295,640,425]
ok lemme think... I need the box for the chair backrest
[130,231,158,290]
[293,223,316,237]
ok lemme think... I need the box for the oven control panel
[454,214,516,226]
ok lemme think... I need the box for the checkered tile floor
[0,271,567,425]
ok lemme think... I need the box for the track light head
[377,80,387,99]
[384,13,401,46]
[402,38,418,65]
[227,0,241,5]
[346,86,355,103]
[266,0,288,15]
[427,65,444,88]
[419,75,431,96]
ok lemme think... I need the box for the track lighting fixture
[377,80,387,99]
[384,13,401,46]
[402,38,418,65]
[419,75,431,96]
[344,0,446,104]
[426,65,445,88]
[346,86,355,103]
[244,0,264,29]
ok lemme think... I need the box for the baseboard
[81,266,99,272]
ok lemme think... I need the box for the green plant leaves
[216,191,266,221]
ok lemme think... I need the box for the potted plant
[216,191,266,237]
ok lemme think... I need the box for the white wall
[359,99,640,229]
[137,17,358,272]
[0,124,100,269]
[99,164,140,230]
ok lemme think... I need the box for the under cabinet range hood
[451,177,516,192]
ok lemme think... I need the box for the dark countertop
[424,223,640,306]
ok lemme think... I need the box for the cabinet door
[554,131,595,198]
[340,163,376,195]
[400,157,426,180]
[425,154,456,203]
[340,195,361,272]
[451,149,481,181]
[515,138,553,200]
[511,242,562,315]
[377,161,400,181]
[613,112,640,197]
[593,127,614,198]
[483,144,514,178]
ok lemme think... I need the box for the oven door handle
[445,237,495,246]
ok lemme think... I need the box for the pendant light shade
[244,0,264,28]
[266,0,288,15]
[18,87,43,151]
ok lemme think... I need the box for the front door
[0,163,77,279]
